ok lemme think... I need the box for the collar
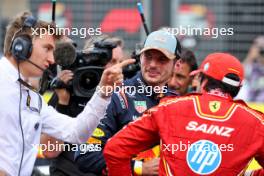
[135,72,173,99]
[1,57,21,83]
[136,72,148,88]
[17,78,38,92]
[135,72,156,98]
[0,57,32,91]
[205,88,232,100]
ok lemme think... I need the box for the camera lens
[79,70,100,90]
[73,66,103,97]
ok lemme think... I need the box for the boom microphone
[26,59,46,72]
[25,59,55,94]
[54,41,76,67]
[25,59,54,78]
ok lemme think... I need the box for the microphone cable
[17,63,25,176]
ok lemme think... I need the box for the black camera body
[51,40,117,98]
[50,39,142,98]
[122,50,141,79]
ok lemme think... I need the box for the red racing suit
[104,92,264,176]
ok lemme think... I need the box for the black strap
[18,78,42,113]
[18,78,37,92]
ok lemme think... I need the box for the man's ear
[139,54,143,64]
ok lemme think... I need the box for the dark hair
[201,73,241,97]
[83,34,123,51]
[180,48,198,72]
[1,18,9,53]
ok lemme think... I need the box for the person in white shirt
[0,11,134,176]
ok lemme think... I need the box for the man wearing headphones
[0,11,134,176]
[75,30,181,176]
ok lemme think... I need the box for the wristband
[134,160,143,175]
[56,103,69,114]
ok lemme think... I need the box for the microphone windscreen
[54,41,76,67]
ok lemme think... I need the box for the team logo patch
[92,128,105,137]
[209,101,221,113]
[87,137,102,144]
[186,140,222,175]
[134,101,147,113]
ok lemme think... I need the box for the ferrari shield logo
[134,101,147,113]
[209,101,221,113]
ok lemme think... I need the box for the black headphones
[10,15,37,61]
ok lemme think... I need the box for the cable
[17,63,25,176]
[52,0,56,22]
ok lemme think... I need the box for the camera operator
[75,30,181,176]
[0,11,134,176]
[41,35,126,176]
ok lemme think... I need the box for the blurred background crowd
[0,0,264,104]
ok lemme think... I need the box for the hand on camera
[55,70,74,105]
[98,59,135,98]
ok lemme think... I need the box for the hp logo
[186,140,221,175]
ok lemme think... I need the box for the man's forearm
[42,89,111,145]
[71,90,110,143]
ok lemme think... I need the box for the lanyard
[18,78,42,113]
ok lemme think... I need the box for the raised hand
[98,59,136,97]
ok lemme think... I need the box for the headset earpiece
[23,16,37,28]
[11,35,33,61]
[10,16,37,61]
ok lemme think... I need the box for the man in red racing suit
[104,53,264,176]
